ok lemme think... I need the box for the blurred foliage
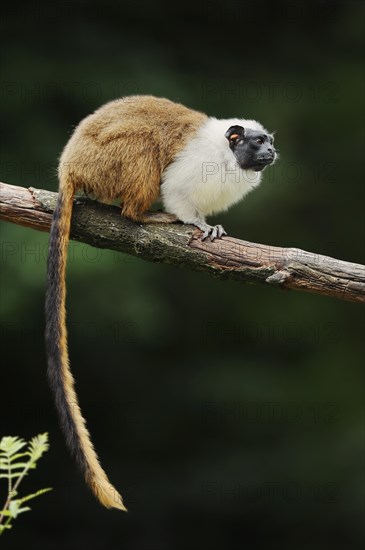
[1,1,364,549]
[0,434,52,534]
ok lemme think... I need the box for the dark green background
[1,1,364,549]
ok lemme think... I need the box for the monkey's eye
[255,138,264,145]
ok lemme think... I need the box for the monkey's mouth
[252,156,275,171]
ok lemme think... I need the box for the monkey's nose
[267,147,274,154]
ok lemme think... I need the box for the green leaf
[0,462,33,470]
[28,433,49,464]
[0,437,26,457]
[13,506,31,516]
[0,433,52,535]
[3,452,29,461]
[0,472,26,479]
[8,500,20,518]
[7,501,31,518]
[18,487,52,504]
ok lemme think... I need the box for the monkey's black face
[225,125,276,172]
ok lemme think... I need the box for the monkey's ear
[225,125,245,143]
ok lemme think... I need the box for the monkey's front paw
[200,224,227,241]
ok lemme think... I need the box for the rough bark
[1,182,364,304]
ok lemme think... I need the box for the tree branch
[1,182,364,304]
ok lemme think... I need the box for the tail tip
[90,478,128,512]
[100,488,128,512]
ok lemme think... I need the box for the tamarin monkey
[46,95,276,511]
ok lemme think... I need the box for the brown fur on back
[59,96,207,220]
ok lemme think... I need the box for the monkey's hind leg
[136,211,179,223]
[122,204,178,225]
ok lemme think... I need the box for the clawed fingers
[210,226,218,241]
[200,224,227,242]
[216,225,227,239]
